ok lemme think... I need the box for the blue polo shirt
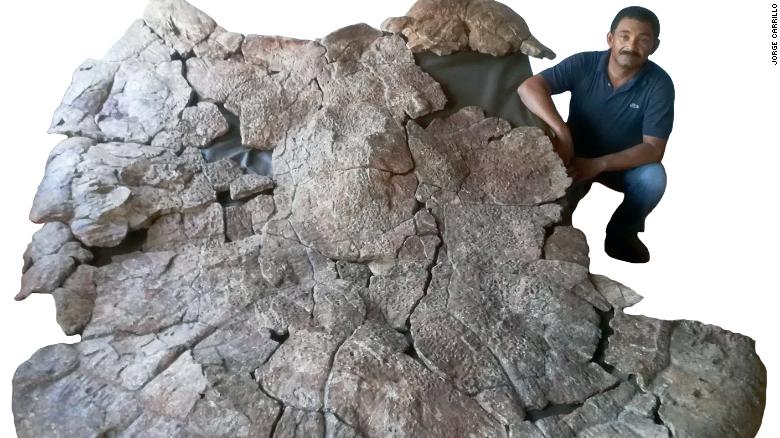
[539,50,674,158]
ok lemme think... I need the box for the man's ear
[607,31,614,48]
[651,38,660,55]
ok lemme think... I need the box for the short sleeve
[538,52,590,95]
[642,77,675,139]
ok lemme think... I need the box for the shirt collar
[599,49,654,92]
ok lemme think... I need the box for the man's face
[607,18,658,70]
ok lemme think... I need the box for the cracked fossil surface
[13,0,766,437]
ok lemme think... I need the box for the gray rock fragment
[324,412,364,438]
[48,61,119,139]
[367,261,428,330]
[188,368,282,438]
[228,35,327,150]
[522,259,610,312]
[152,102,230,152]
[413,208,438,235]
[411,301,509,395]
[288,169,418,261]
[229,174,274,200]
[143,0,217,56]
[530,382,660,437]
[244,194,275,234]
[143,202,225,251]
[443,200,561,272]
[77,323,211,392]
[22,222,78,272]
[56,242,94,264]
[118,412,187,437]
[98,60,193,143]
[13,343,142,437]
[193,26,244,60]
[258,328,343,411]
[313,279,367,339]
[324,321,507,437]
[18,220,96,316]
[224,204,254,242]
[51,265,98,335]
[335,261,372,287]
[604,311,673,390]
[193,312,279,374]
[186,57,266,104]
[274,407,325,437]
[203,158,243,192]
[18,254,76,301]
[29,137,93,224]
[31,142,216,247]
[590,274,644,310]
[398,234,440,263]
[103,19,175,64]
[476,386,526,426]
[543,226,590,267]
[648,321,766,438]
[250,286,313,336]
[412,262,617,413]
[84,236,265,339]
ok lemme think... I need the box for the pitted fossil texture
[14,0,766,437]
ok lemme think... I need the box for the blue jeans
[562,162,667,235]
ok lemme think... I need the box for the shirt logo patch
[629,103,640,109]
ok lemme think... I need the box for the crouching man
[518,6,675,263]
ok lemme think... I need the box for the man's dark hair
[610,6,660,40]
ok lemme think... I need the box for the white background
[0,0,777,436]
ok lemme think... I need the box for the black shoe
[604,232,650,263]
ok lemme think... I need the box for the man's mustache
[620,50,639,57]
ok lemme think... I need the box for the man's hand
[550,123,575,166]
[567,157,607,183]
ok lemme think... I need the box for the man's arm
[517,75,574,165]
[568,135,666,182]
[601,135,666,171]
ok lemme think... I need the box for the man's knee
[564,180,593,208]
[625,162,667,200]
